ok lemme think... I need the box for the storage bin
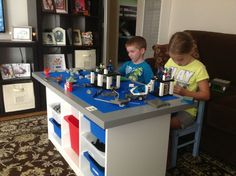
[2,82,35,112]
[84,116,105,144]
[49,118,61,138]
[81,132,105,167]
[50,103,61,124]
[64,115,79,155]
[84,151,104,176]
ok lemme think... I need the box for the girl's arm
[174,79,210,101]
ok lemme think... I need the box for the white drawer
[81,132,105,167]
[2,82,35,112]
[49,103,61,124]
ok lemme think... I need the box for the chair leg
[170,131,178,168]
[192,127,201,156]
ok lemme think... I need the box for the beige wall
[158,0,236,44]
[0,0,28,40]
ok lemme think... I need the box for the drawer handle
[13,88,24,92]
[82,54,91,57]
[92,168,99,176]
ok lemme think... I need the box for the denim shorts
[172,111,195,129]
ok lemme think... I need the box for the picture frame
[0,64,15,80]
[73,29,82,46]
[75,49,96,70]
[54,0,68,14]
[11,26,32,41]
[0,63,31,80]
[81,31,93,46]
[41,0,55,12]
[12,63,31,78]
[43,32,56,45]
[44,54,66,72]
[52,27,66,45]
[73,0,90,15]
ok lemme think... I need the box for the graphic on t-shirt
[125,66,143,82]
[171,67,194,88]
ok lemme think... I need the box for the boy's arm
[144,64,154,84]
[118,62,127,76]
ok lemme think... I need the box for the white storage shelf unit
[46,86,172,176]
[32,72,195,176]
[33,71,193,176]
[46,88,106,176]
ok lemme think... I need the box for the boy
[119,36,154,84]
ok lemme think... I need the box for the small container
[116,74,121,88]
[65,82,73,92]
[44,68,50,78]
[159,82,164,96]
[169,81,174,95]
[64,115,80,155]
[90,71,95,84]
[103,68,108,75]
[84,151,104,176]
[49,118,61,138]
[84,116,105,144]
[106,75,112,89]
[97,73,103,87]
[149,79,155,92]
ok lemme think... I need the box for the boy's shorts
[172,111,195,129]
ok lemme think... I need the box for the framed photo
[43,32,56,45]
[52,27,66,45]
[73,29,82,46]
[11,26,32,41]
[42,0,55,12]
[44,54,66,72]
[54,0,68,14]
[81,31,93,46]
[0,64,15,80]
[73,0,89,15]
[75,49,96,70]
[0,63,31,80]
[12,63,31,78]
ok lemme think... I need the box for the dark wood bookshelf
[26,0,104,111]
[0,39,40,117]
[0,40,37,47]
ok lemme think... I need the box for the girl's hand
[174,84,186,96]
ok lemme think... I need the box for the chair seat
[170,101,205,168]
[174,123,199,137]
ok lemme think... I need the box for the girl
[165,31,210,129]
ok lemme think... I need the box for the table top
[33,71,195,129]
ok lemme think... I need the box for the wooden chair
[170,101,205,168]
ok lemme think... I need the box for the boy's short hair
[125,36,147,50]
